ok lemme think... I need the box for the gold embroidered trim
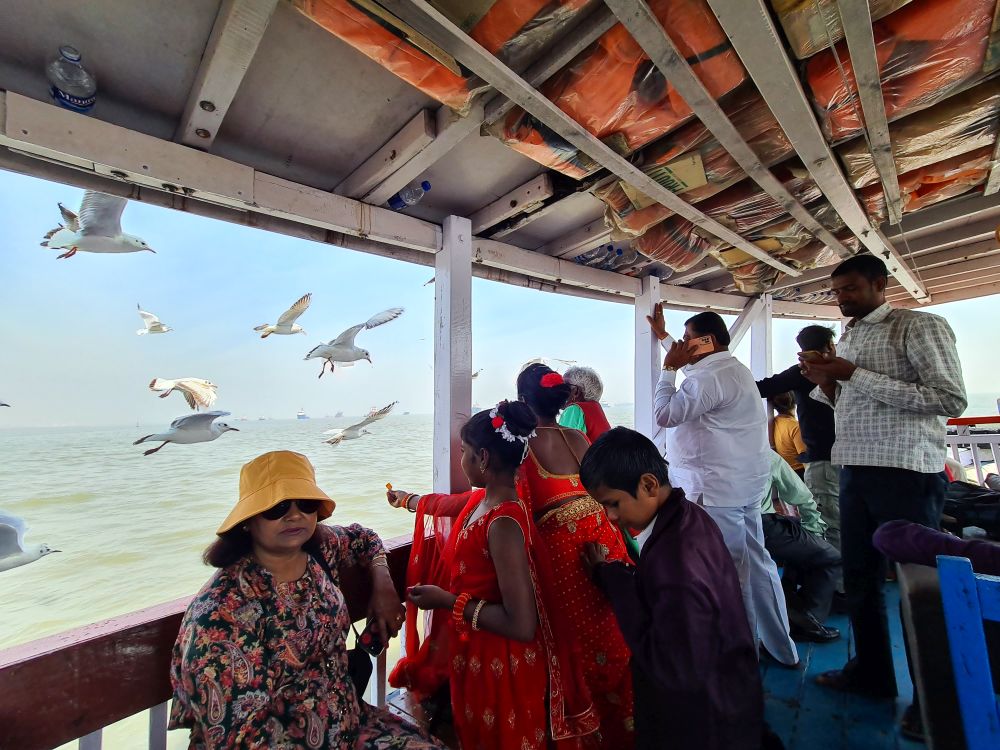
[537,496,604,528]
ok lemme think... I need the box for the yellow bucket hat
[217,450,335,534]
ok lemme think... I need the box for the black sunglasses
[260,499,323,521]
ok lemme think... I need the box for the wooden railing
[0,535,413,750]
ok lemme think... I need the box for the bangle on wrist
[471,600,487,631]
[452,592,472,623]
[371,554,389,569]
[405,494,419,512]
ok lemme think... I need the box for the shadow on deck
[764,583,923,750]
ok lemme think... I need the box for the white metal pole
[433,215,473,493]
[634,276,662,449]
[750,294,774,379]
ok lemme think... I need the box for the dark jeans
[762,514,842,623]
[840,465,947,694]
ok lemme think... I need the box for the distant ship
[257,416,267,421]
[335,411,344,418]
[296,409,309,420]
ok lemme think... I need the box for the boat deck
[764,583,922,750]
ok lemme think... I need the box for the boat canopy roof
[2,0,999,315]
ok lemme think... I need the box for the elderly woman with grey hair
[558,366,612,443]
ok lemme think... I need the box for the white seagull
[304,307,405,378]
[0,512,59,573]
[323,401,397,446]
[133,411,238,456]
[40,191,155,260]
[149,378,218,410]
[137,304,173,335]
[254,293,311,338]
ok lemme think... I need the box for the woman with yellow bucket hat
[168,450,446,749]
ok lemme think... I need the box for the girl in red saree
[388,401,598,750]
[516,364,635,749]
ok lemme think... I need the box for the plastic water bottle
[582,244,615,267]
[46,46,97,113]
[387,181,431,211]
[575,245,607,264]
[608,246,639,270]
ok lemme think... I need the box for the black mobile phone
[357,618,385,657]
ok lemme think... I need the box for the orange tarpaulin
[594,87,793,236]
[771,0,913,60]
[488,0,747,177]
[293,0,594,115]
[805,0,997,142]
[860,146,994,223]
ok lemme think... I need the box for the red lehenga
[517,430,635,749]
[390,489,598,749]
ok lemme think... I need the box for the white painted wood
[380,0,800,276]
[253,172,441,252]
[727,297,764,350]
[666,256,726,286]
[176,0,279,148]
[836,0,902,225]
[469,173,553,234]
[771,300,842,320]
[606,0,850,257]
[364,102,485,206]
[750,294,774,379]
[78,729,102,750]
[537,217,612,258]
[2,91,254,204]
[634,276,665,453]
[894,280,1000,309]
[658,282,749,313]
[434,216,473,493]
[335,110,435,198]
[148,701,168,750]
[707,0,927,300]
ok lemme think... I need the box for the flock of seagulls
[1,190,414,572]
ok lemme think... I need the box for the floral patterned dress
[168,523,446,750]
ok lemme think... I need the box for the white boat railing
[945,416,1000,486]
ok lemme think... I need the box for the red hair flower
[540,373,564,388]
[491,416,504,429]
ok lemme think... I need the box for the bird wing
[276,293,312,326]
[0,512,27,556]
[58,203,80,232]
[324,433,345,446]
[364,307,405,330]
[353,401,398,429]
[322,427,346,436]
[176,380,218,409]
[169,410,230,430]
[78,191,126,237]
[137,305,161,328]
[329,323,366,347]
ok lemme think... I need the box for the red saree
[518,435,635,749]
[390,490,598,748]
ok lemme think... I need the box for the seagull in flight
[40,191,154,260]
[133,411,238,456]
[254,293,311,338]
[0,400,9,407]
[323,401,397,445]
[305,307,404,378]
[149,378,218,410]
[136,304,172,335]
[0,512,59,573]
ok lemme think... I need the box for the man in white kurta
[650,306,798,666]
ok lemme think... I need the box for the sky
[0,169,998,428]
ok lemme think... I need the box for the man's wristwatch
[662,364,677,372]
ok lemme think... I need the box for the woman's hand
[387,489,410,508]
[408,584,456,611]
[368,570,405,643]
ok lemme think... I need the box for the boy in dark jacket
[580,427,766,750]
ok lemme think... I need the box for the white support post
[433,215,473,493]
[727,297,764,350]
[750,294,774,380]
[634,276,664,452]
[148,701,169,750]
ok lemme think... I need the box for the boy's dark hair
[517,362,572,419]
[831,254,888,281]
[796,324,835,352]
[460,400,538,472]
[768,392,796,416]
[684,311,731,347]
[580,427,670,495]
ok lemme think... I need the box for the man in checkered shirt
[800,254,967,703]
